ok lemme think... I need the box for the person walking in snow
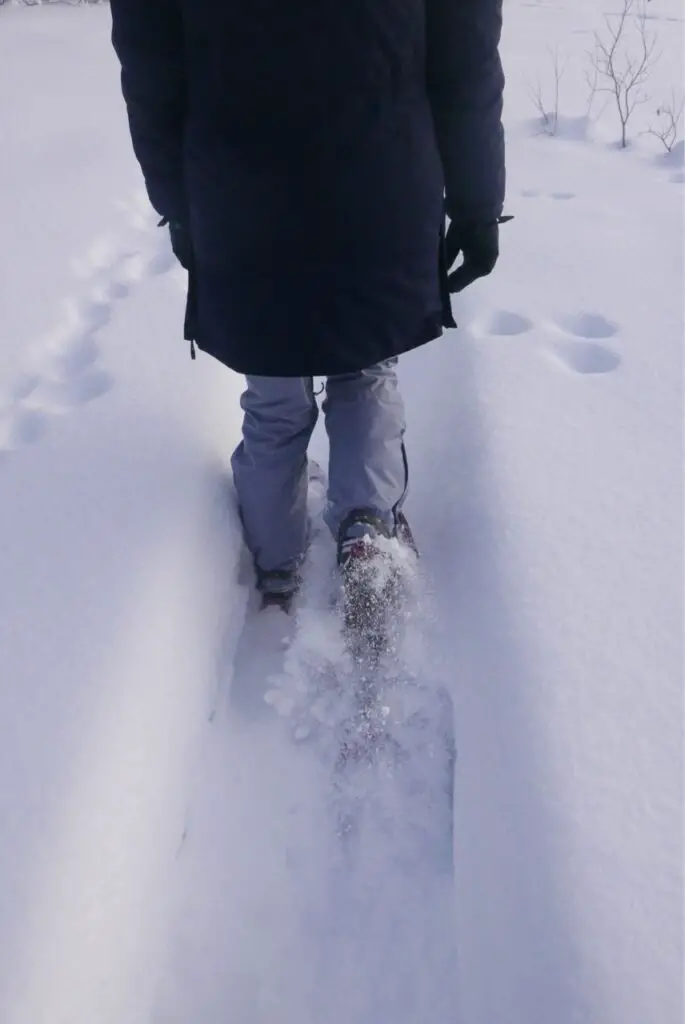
[109,0,506,610]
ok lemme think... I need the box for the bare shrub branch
[588,0,660,148]
[645,90,684,153]
[527,46,568,136]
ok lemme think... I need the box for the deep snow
[0,3,682,1024]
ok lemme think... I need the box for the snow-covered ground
[0,3,682,1023]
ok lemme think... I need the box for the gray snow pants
[231,359,407,573]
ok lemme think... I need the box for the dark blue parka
[110,1,505,376]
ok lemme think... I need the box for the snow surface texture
[0,3,682,1024]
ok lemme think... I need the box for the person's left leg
[231,376,318,587]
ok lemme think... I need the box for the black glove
[445,216,512,294]
[166,219,193,271]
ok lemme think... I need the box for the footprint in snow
[548,311,621,376]
[64,293,114,336]
[549,340,621,376]
[11,372,41,402]
[28,369,115,412]
[25,332,108,413]
[146,243,178,278]
[0,407,50,451]
[46,333,100,377]
[70,234,122,279]
[0,194,178,457]
[519,189,576,201]
[554,311,618,340]
[473,309,535,338]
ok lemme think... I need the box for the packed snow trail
[153,470,459,1024]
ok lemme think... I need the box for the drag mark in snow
[0,193,177,457]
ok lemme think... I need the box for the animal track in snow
[474,309,535,337]
[549,340,621,376]
[0,200,176,456]
[554,311,618,340]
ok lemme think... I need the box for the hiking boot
[337,509,416,648]
[337,509,418,568]
[337,511,393,568]
[255,565,300,612]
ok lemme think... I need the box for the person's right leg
[231,376,318,587]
